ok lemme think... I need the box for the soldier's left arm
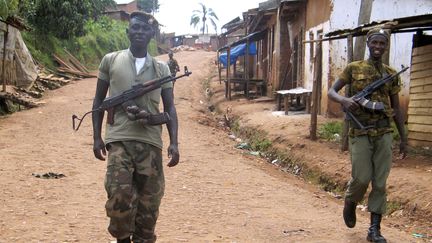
[175,59,180,71]
[161,87,180,167]
[390,93,407,159]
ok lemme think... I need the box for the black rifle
[346,66,408,130]
[72,66,192,131]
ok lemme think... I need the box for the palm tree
[190,3,219,34]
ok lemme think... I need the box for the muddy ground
[0,50,429,242]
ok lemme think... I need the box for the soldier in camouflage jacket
[328,28,407,243]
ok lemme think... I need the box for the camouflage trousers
[105,141,165,242]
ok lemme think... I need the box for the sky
[115,0,265,35]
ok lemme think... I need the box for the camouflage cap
[130,11,159,28]
[366,27,390,41]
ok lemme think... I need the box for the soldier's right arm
[329,64,360,112]
[92,79,109,161]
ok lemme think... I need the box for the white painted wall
[304,0,432,116]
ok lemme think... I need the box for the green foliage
[23,17,130,70]
[251,137,272,151]
[385,201,402,216]
[20,0,115,39]
[318,121,343,141]
[233,124,272,152]
[0,0,9,20]
[75,17,130,68]
[23,17,159,71]
[88,0,116,19]
[137,0,159,13]
[1,0,19,19]
[147,39,159,57]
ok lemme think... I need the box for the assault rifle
[72,66,192,131]
[346,66,408,130]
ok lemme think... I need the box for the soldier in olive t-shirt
[92,11,179,243]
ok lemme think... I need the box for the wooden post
[1,24,8,92]
[245,41,250,98]
[310,41,322,140]
[353,0,373,61]
[341,35,354,151]
[284,95,290,115]
[227,47,231,100]
[217,50,222,84]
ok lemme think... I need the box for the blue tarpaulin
[219,42,256,67]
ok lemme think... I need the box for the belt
[351,118,390,130]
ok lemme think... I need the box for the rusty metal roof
[326,13,432,38]
[218,29,268,52]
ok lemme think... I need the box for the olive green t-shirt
[338,59,401,137]
[98,49,172,149]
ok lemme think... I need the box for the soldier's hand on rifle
[93,137,106,161]
[342,97,360,112]
[126,105,153,125]
[167,143,179,167]
[125,105,141,121]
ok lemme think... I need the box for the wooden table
[224,78,265,99]
[276,87,312,115]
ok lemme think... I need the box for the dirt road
[0,50,414,242]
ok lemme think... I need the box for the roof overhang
[321,13,432,42]
[218,29,268,52]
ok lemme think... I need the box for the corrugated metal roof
[222,17,242,30]
[218,29,268,52]
[258,0,279,11]
[326,13,432,38]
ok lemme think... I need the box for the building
[220,0,432,146]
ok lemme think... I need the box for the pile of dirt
[171,45,196,52]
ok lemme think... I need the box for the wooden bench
[276,88,312,115]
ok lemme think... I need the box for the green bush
[22,17,158,71]
[318,121,343,141]
[251,138,272,151]
[19,0,115,39]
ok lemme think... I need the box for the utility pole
[353,0,373,61]
[341,0,373,151]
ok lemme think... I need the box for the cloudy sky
[115,0,265,35]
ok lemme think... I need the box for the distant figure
[167,51,180,78]
[328,28,407,243]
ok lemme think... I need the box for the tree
[20,0,115,39]
[1,0,19,20]
[137,0,159,14]
[190,3,218,34]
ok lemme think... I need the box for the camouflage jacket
[167,58,179,75]
[338,59,401,137]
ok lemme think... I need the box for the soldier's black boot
[366,212,387,243]
[117,237,131,243]
[343,200,357,228]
